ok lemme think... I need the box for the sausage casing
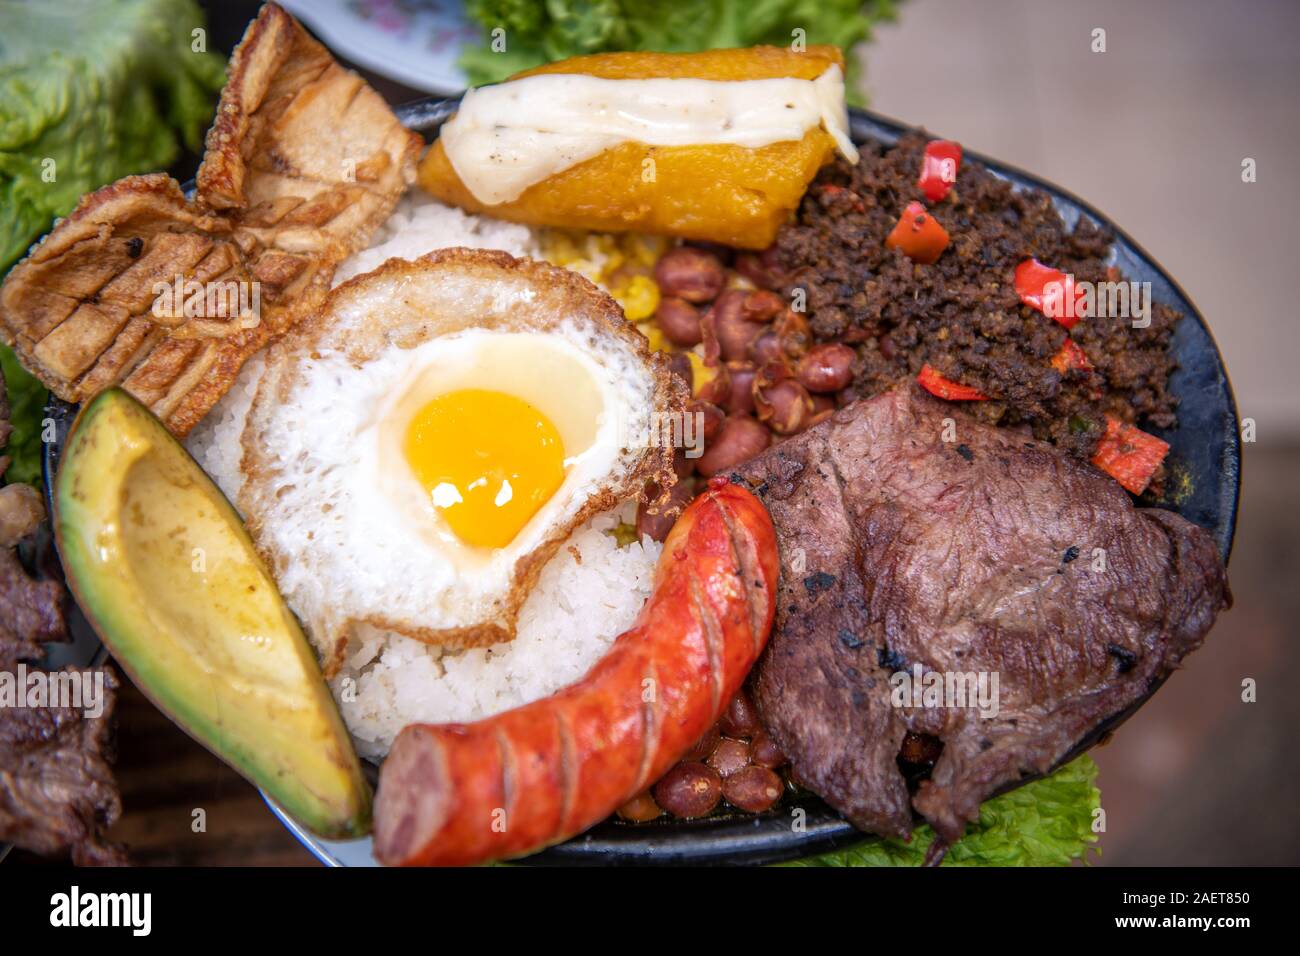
[373,478,777,866]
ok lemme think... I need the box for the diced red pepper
[886,201,950,264]
[1050,338,1093,374]
[918,140,962,202]
[1090,415,1169,496]
[1015,258,1086,329]
[917,363,989,401]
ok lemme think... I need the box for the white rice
[332,191,539,284]
[186,196,657,758]
[337,502,658,758]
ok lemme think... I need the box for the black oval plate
[40,102,1240,867]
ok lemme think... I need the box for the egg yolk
[403,388,566,549]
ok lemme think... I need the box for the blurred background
[865,0,1300,866]
[6,0,1297,865]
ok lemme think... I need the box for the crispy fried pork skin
[0,3,418,436]
[197,1,420,249]
[736,387,1228,842]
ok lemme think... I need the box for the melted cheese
[441,65,859,205]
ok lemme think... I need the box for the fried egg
[238,248,683,670]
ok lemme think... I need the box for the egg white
[237,249,682,667]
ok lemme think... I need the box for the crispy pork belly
[198,1,419,259]
[0,3,419,436]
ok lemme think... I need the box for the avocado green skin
[54,388,371,840]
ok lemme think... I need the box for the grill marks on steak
[737,387,1228,842]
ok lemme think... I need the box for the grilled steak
[0,667,125,866]
[736,386,1228,843]
[1,365,123,864]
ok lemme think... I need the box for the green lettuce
[0,0,226,485]
[459,0,901,103]
[783,755,1102,866]
[0,0,226,274]
[0,344,44,486]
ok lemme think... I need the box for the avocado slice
[54,388,371,839]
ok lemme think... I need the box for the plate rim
[33,101,1241,868]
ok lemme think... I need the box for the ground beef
[774,134,1180,464]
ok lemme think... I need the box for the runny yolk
[402,388,566,550]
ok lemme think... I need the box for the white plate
[264,797,377,867]
[278,0,474,94]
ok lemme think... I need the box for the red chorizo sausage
[373,477,778,866]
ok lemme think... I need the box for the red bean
[775,310,811,357]
[695,414,770,477]
[693,360,731,406]
[719,689,762,738]
[724,361,756,415]
[684,724,721,762]
[808,395,835,429]
[655,296,703,346]
[750,730,787,769]
[899,731,944,765]
[707,738,751,778]
[636,479,695,543]
[741,289,784,323]
[616,791,664,822]
[750,331,783,366]
[755,378,814,435]
[709,290,762,361]
[797,343,856,393]
[654,247,725,303]
[722,766,784,813]
[653,762,722,819]
[689,400,725,444]
[735,251,780,290]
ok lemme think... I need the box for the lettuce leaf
[0,344,44,486]
[459,0,901,103]
[783,755,1102,867]
[0,0,225,485]
[0,0,226,274]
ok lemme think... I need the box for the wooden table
[9,677,319,867]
